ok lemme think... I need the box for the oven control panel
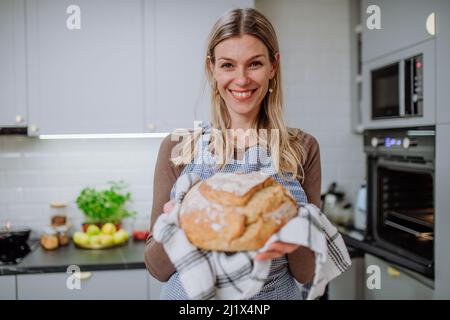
[370,136,418,149]
[364,127,435,155]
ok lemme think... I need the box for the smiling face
[210,34,278,128]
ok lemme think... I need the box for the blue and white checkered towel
[153,173,351,300]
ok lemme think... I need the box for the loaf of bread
[179,172,298,251]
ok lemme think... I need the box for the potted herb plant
[76,181,136,232]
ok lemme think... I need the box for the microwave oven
[362,40,436,129]
[372,54,423,119]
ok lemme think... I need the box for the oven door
[369,157,434,272]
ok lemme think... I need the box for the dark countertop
[0,240,147,276]
[0,228,362,277]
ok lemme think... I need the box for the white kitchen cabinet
[364,254,434,300]
[17,269,148,300]
[329,256,365,300]
[147,0,254,133]
[147,273,163,300]
[436,0,450,125]
[435,124,450,298]
[26,0,146,135]
[361,0,439,62]
[0,0,27,128]
[0,275,17,300]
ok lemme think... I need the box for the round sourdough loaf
[179,171,298,251]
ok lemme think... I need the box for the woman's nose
[234,68,250,86]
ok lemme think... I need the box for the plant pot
[82,222,122,232]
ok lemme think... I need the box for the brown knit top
[144,130,321,284]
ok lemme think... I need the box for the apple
[86,224,100,236]
[89,234,101,245]
[101,223,116,235]
[113,229,129,244]
[73,232,89,245]
[99,234,114,246]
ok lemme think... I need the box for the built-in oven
[364,126,435,278]
[362,39,435,129]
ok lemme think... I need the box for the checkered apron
[161,124,309,300]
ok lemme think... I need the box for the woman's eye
[250,61,263,68]
[220,63,233,69]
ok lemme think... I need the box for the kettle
[321,182,352,226]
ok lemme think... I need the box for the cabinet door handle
[426,12,436,36]
[75,272,92,280]
[148,123,156,132]
[29,125,39,133]
[15,115,25,123]
[387,266,400,278]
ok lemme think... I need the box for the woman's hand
[255,241,299,261]
[163,200,176,214]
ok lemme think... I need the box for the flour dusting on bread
[179,172,298,251]
[204,171,270,196]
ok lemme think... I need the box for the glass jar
[50,202,67,227]
[55,225,70,246]
[40,227,59,250]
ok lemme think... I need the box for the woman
[145,7,321,300]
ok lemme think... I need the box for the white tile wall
[256,0,365,204]
[0,135,163,235]
[0,0,365,234]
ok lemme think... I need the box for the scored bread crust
[179,172,298,251]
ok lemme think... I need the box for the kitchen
[1,0,449,300]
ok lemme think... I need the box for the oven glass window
[377,167,433,261]
[372,63,399,119]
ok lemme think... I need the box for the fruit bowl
[73,239,128,250]
[72,223,129,250]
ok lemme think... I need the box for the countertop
[1,231,362,277]
[0,240,147,276]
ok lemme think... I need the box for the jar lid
[54,225,68,232]
[50,202,67,208]
[42,226,57,235]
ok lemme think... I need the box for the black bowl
[0,226,31,244]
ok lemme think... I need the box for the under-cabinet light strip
[38,133,170,139]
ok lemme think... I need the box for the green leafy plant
[76,181,136,225]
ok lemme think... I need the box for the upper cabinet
[26,0,146,135]
[146,0,254,133]
[436,0,450,125]
[0,0,27,128]
[361,0,439,62]
[6,0,254,135]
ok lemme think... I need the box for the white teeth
[231,90,253,98]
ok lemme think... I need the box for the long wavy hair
[171,8,306,181]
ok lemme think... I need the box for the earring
[213,81,219,95]
[269,78,276,94]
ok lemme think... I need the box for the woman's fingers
[268,241,299,253]
[255,250,283,261]
[254,242,300,261]
[163,200,176,214]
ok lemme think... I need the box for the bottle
[354,184,367,231]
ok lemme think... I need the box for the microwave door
[371,62,400,119]
[399,59,405,117]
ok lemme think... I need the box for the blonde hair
[171,8,306,181]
